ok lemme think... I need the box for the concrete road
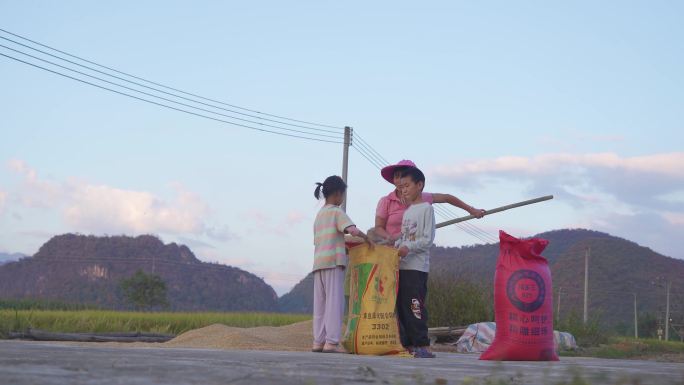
[1,340,682,385]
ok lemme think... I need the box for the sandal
[322,342,348,354]
[311,343,324,353]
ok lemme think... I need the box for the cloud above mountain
[0,189,6,216]
[430,152,684,258]
[6,159,235,241]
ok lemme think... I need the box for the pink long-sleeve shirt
[375,190,433,238]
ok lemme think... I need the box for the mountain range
[279,229,684,329]
[0,234,277,311]
[1,229,682,328]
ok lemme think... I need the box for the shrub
[426,273,493,327]
[555,311,611,347]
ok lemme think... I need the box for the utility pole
[633,293,638,339]
[666,281,671,341]
[557,287,562,321]
[341,126,352,211]
[583,247,589,324]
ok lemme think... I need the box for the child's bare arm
[345,226,374,246]
[373,216,393,241]
[432,193,485,218]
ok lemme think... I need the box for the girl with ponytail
[311,175,370,353]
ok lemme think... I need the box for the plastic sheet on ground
[453,322,578,353]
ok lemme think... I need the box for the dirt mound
[163,320,313,351]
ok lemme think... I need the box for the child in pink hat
[372,160,485,354]
[372,159,485,244]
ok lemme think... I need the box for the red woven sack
[480,230,559,361]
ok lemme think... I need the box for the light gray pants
[313,266,346,345]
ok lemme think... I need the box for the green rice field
[0,309,311,337]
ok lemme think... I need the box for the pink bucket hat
[380,159,416,184]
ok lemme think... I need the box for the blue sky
[1,1,683,294]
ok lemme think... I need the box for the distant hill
[279,229,684,329]
[0,234,278,311]
[0,252,26,265]
[278,273,313,313]
[549,233,684,328]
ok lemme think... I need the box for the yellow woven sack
[342,244,406,355]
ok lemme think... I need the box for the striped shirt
[313,204,354,271]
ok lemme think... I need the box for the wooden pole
[584,247,589,324]
[557,287,562,321]
[435,195,554,229]
[341,126,351,211]
[666,281,671,341]
[634,293,638,339]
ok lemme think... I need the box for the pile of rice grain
[163,320,313,351]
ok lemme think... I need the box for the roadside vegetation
[0,298,99,311]
[427,274,493,328]
[561,337,684,362]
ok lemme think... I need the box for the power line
[0,28,502,243]
[444,215,496,242]
[353,137,389,168]
[351,145,383,170]
[349,146,503,243]
[0,27,344,131]
[433,205,490,243]
[0,35,343,136]
[354,133,498,243]
[0,52,343,144]
[354,133,390,165]
[352,136,487,244]
[350,132,496,244]
[0,44,342,140]
[433,206,496,244]
[437,204,498,243]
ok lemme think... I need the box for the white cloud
[285,210,306,226]
[7,159,234,239]
[429,152,684,259]
[0,189,6,215]
[63,183,208,234]
[7,159,63,208]
[205,225,239,241]
[431,152,684,211]
[663,212,684,226]
[432,152,684,180]
[241,209,308,237]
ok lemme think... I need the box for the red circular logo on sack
[506,269,545,313]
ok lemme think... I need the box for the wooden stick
[8,329,175,343]
[428,326,467,338]
[435,195,554,229]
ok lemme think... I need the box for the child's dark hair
[314,175,347,200]
[400,167,426,185]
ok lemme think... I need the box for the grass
[391,364,683,385]
[561,336,684,361]
[454,366,680,385]
[0,309,311,337]
[0,298,98,311]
